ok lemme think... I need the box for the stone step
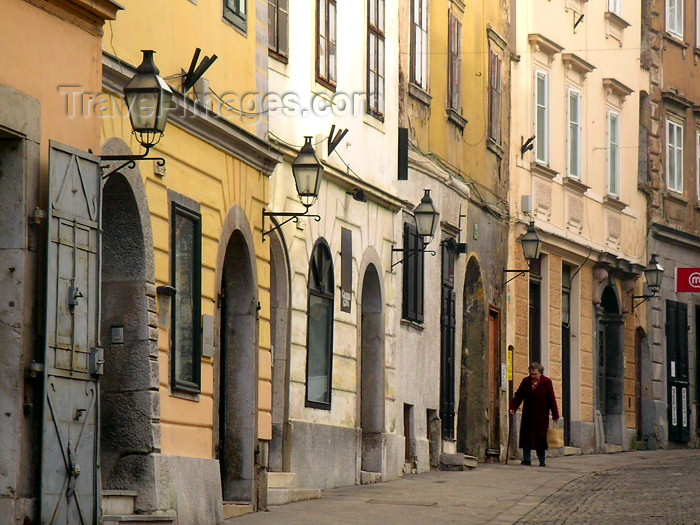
[102,490,138,516]
[440,453,465,471]
[222,502,255,519]
[102,514,175,525]
[360,470,382,484]
[267,488,322,506]
[267,471,298,489]
[564,446,582,456]
[463,455,478,469]
[604,444,623,454]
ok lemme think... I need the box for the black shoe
[521,460,531,465]
[539,462,546,467]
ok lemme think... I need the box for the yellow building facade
[398,0,512,464]
[99,0,280,522]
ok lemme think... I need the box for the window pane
[268,1,277,50]
[378,0,385,31]
[307,294,332,404]
[174,213,195,385]
[279,7,288,55]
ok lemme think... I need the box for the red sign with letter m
[675,268,700,292]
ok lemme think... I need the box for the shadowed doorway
[360,264,384,474]
[219,230,257,502]
[458,257,488,459]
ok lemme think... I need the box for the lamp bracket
[390,246,436,269]
[632,293,658,311]
[100,147,165,179]
[262,209,320,241]
[502,268,531,285]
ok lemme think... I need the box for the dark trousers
[523,448,546,465]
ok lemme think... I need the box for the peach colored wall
[0,0,105,166]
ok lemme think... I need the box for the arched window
[306,240,335,409]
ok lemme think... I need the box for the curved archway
[100,163,158,512]
[269,227,291,472]
[360,263,384,474]
[597,284,625,446]
[218,228,258,502]
[458,256,488,458]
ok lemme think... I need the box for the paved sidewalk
[225,449,700,525]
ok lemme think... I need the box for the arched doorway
[219,230,257,502]
[458,257,488,458]
[597,285,625,446]
[100,171,158,511]
[269,228,291,472]
[360,264,384,474]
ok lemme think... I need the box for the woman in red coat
[509,362,559,466]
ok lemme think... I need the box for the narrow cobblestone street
[227,450,700,525]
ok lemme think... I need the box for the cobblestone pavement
[226,450,700,525]
[515,453,700,525]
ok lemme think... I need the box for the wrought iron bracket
[632,293,657,311]
[390,246,436,269]
[262,208,320,241]
[100,147,165,179]
[502,268,531,285]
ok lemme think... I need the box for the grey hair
[529,362,544,373]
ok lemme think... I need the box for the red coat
[510,375,559,450]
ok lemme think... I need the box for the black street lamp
[391,189,440,268]
[262,136,323,240]
[503,221,542,284]
[632,254,664,310]
[101,50,173,178]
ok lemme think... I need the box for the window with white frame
[567,88,582,179]
[411,0,429,90]
[667,118,684,193]
[535,70,550,164]
[607,110,620,197]
[667,0,684,39]
[608,0,621,16]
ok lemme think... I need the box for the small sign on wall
[341,228,352,313]
[675,268,700,292]
[202,314,214,358]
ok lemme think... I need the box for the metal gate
[41,142,102,524]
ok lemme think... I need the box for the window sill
[447,108,468,130]
[223,13,248,35]
[665,190,688,204]
[316,76,337,93]
[269,50,288,65]
[400,319,425,332]
[604,11,630,30]
[664,33,689,50]
[305,400,331,411]
[603,195,627,212]
[530,162,558,180]
[487,138,504,158]
[170,388,201,402]
[409,83,432,107]
[363,112,386,133]
[562,176,589,195]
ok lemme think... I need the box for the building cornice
[102,52,282,176]
[603,77,633,104]
[24,0,122,36]
[528,34,564,59]
[662,89,694,109]
[561,52,595,79]
[651,222,700,250]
